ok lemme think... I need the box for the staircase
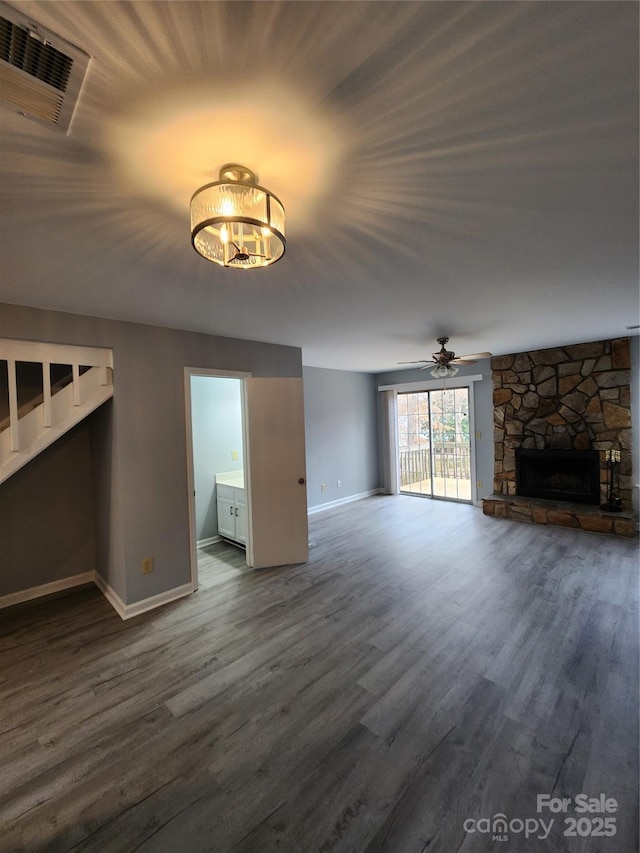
[0,339,113,484]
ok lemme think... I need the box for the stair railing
[1,338,113,454]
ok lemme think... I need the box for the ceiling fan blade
[399,342,492,369]
[456,351,492,360]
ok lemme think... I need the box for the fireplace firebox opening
[515,449,600,505]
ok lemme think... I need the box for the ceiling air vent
[0,1,90,133]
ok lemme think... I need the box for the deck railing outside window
[400,443,470,487]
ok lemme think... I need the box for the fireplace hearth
[516,448,600,505]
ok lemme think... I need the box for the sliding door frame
[378,374,483,506]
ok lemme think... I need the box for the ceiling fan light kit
[190,164,286,268]
[430,363,459,379]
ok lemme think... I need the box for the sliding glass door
[397,387,471,502]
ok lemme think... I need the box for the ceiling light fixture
[430,364,459,379]
[190,164,285,269]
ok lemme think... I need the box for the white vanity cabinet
[215,472,246,546]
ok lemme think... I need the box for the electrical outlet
[141,557,154,574]
[337,480,341,488]
[477,481,483,490]
[321,483,327,492]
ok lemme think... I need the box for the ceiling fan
[398,336,492,378]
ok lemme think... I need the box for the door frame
[378,374,482,505]
[184,367,251,591]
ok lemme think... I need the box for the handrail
[0,338,113,369]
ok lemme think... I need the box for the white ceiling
[0,1,638,371]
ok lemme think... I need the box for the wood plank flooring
[1,496,638,852]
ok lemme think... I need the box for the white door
[244,377,308,568]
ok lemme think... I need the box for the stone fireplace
[482,338,635,537]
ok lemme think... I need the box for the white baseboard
[119,582,194,620]
[94,574,194,621]
[307,488,384,515]
[0,571,96,610]
[197,535,221,548]
[93,573,127,619]
[2,571,194,622]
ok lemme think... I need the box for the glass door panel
[399,391,432,496]
[398,387,471,502]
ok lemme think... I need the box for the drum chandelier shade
[191,164,286,269]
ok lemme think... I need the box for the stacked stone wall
[491,338,632,509]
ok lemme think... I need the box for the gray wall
[0,421,96,596]
[0,303,302,605]
[303,366,380,509]
[191,376,243,541]
[374,360,495,504]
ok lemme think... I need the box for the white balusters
[7,358,19,452]
[0,339,114,483]
[43,362,52,427]
[72,364,81,406]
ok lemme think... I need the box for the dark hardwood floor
[1,496,638,852]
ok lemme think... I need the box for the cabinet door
[245,377,308,568]
[217,496,236,539]
[234,490,247,545]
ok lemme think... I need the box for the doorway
[397,387,471,502]
[185,368,250,590]
[185,370,309,590]
[190,374,245,546]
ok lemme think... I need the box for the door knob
[298,477,305,485]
